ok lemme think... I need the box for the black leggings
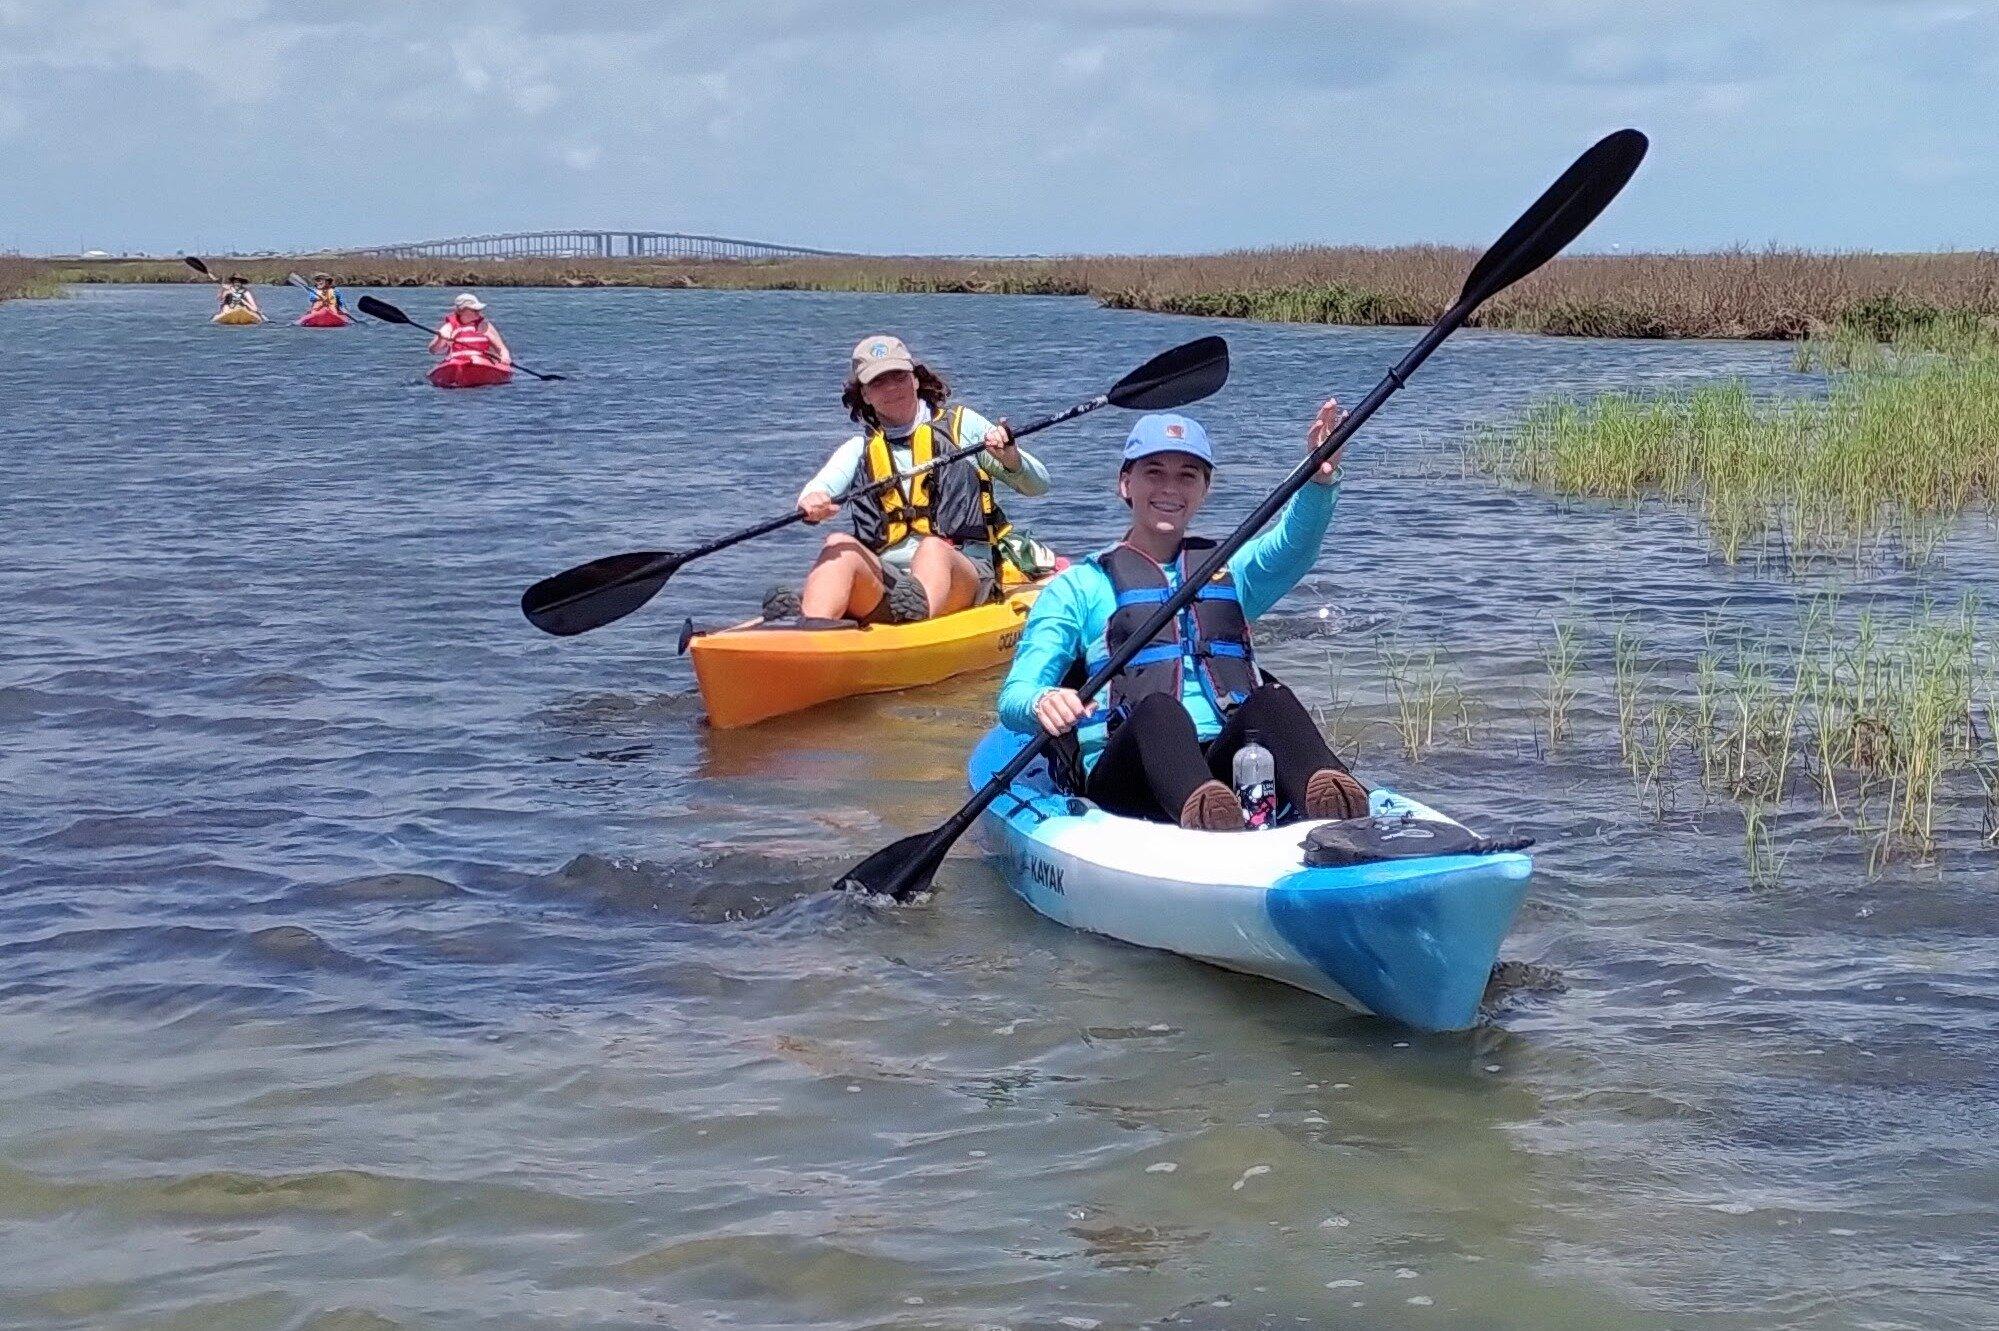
[1083,682,1357,822]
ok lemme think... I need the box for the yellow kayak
[212,307,262,326]
[689,581,1045,729]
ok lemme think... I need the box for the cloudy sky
[3,0,1995,255]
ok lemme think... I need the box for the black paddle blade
[833,827,950,901]
[521,550,682,636]
[1457,128,1648,309]
[357,295,416,326]
[1107,335,1230,411]
[183,256,212,278]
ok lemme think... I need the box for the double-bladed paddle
[356,295,566,382]
[836,127,1650,902]
[518,334,1231,638]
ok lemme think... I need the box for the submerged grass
[1330,599,1993,883]
[1473,319,1999,562]
[1376,640,1477,761]
[1612,598,1990,875]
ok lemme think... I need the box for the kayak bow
[429,354,513,388]
[969,726,1532,1031]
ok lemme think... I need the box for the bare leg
[801,534,888,620]
[909,537,981,616]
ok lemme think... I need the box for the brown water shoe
[1304,768,1370,821]
[1179,779,1247,832]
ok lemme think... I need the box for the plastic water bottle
[1232,734,1277,829]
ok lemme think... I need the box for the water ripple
[2,285,1995,1328]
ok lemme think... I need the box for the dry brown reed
[0,255,62,302]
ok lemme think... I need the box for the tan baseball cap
[851,334,916,383]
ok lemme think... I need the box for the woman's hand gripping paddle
[517,335,1231,638]
[835,128,1650,902]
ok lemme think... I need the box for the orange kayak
[689,581,1044,729]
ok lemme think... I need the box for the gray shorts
[881,541,995,603]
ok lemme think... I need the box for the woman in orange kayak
[216,275,262,320]
[429,294,511,367]
[767,334,1050,626]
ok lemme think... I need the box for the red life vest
[443,312,497,357]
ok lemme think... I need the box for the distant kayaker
[769,334,1050,625]
[997,405,1370,831]
[307,274,344,316]
[217,275,261,319]
[430,294,511,366]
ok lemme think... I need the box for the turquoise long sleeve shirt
[997,477,1340,770]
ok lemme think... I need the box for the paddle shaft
[871,311,1465,897]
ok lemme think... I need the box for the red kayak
[429,354,514,389]
[298,308,351,328]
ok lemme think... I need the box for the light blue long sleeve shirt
[800,403,1050,570]
[997,476,1340,770]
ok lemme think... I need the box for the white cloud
[1,0,1996,251]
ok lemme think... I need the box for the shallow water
[2,285,1995,1329]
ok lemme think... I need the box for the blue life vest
[1079,537,1259,737]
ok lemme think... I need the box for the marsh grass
[1613,619,1651,774]
[42,245,1999,340]
[1376,641,1477,761]
[1542,621,1581,745]
[1320,600,1988,880]
[0,256,62,302]
[1475,320,1999,563]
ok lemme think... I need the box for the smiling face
[1119,452,1213,541]
[860,368,920,428]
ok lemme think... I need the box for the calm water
[2,285,1994,1329]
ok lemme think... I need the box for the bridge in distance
[341,230,849,261]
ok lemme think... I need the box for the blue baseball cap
[1122,413,1214,468]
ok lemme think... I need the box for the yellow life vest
[851,405,1012,553]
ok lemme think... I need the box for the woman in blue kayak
[771,334,1051,625]
[997,405,1370,831]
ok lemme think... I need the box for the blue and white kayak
[968,727,1534,1032]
